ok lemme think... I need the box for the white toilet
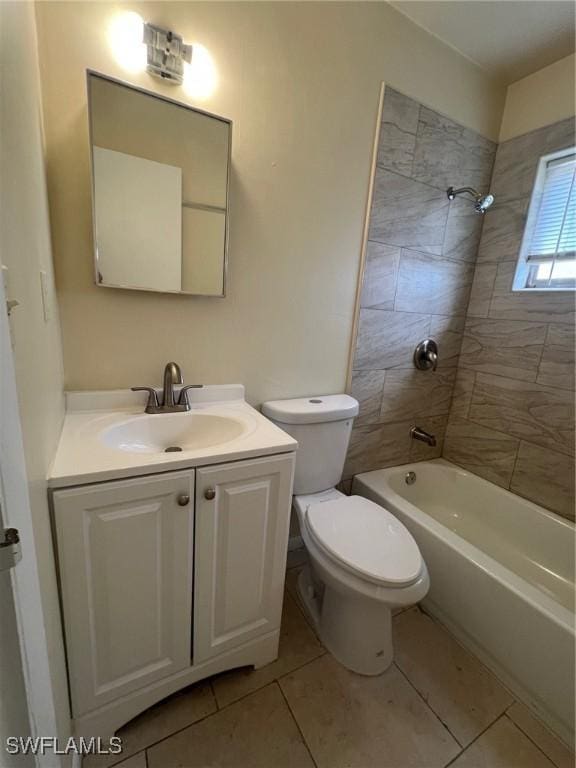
[262,394,429,676]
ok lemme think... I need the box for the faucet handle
[178,384,203,408]
[131,387,160,409]
[414,339,439,372]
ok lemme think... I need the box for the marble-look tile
[459,318,546,382]
[344,420,412,477]
[211,591,324,708]
[491,130,545,203]
[547,323,575,348]
[430,315,465,368]
[490,118,574,204]
[377,87,419,176]
[412,106,495,193]
[280,654,460,768]
[507,701,575,768]
[545,116,576,153]
[443,196,485,262]
[449,369,475,419]
[147,684,315,768]
[537,344,575,391]
[360,241,400,310]
[476,198,529,263]
[353,309,430,370]
[469,373,575,457]
[395,249,475,316]
[380,368,456,422]
[510,442,575,520]
[467,262,497,318]
[369,169,449,252]
[540,324,576,390]
[443,417,519,487]
[350,369,386,424]
[489,262,576,325]
[450,715,556,768]
[83,681,215,768]
[394,608,513,747]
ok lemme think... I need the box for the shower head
[475,193,494,213]
[447,186,495,214]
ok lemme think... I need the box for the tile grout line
[391,660,464,750]
[214,647,327,712]
[502,711,569,768]
[276,681,320,768]
[126,682,286,763]
[442,711,507,768]
[209,680,219,710]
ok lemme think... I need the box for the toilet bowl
[262,394,429,675]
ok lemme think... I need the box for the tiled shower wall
[444,116,576,520]
[344,87,496,479]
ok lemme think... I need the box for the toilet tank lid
[261,394,359,424]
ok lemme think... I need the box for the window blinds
[526,153,576,265]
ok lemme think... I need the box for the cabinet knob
[204,488,216,501]
[177,494,190,506]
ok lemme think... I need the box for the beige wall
[499,53,576,142]
[0,0,69,750]
[36,1,505,404]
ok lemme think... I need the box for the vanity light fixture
[143,22,192,84]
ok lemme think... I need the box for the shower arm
[446,186,481,202]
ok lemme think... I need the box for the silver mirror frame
[86,69,232,298]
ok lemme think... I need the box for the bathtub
[352,458,575,748]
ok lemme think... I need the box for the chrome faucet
[132,362,202,414]
[163,362,183,408]
[410,426,437,447]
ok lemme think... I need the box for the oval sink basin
[100,412,248,454]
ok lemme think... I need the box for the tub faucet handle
[414,339,438,372]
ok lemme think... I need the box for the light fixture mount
[143,22,192,84]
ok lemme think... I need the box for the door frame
[0,273,64,767]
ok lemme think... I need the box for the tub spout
[410,426,436,447]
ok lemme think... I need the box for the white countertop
[48,385,297,488]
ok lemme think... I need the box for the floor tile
[507,702,575,768]
[113,754,146,768]
[147,683,315,768]
[211,591,324,707]
[280,653,460,768]
[394,608,513,746]
[450,716,556,768]
[83,680,215,767]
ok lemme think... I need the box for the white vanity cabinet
[194,454,295,663]
[51,451,295,734]
[53,470,196,716]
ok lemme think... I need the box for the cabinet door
[53,471,194,717]
[194,454,295,663]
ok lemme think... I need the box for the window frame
[512,146,576,293]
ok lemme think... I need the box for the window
[513,148,576,291]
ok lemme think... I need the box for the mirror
[88,72,231,296]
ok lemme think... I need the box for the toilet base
[297,566,393,676]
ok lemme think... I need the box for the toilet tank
[261,395,359,494]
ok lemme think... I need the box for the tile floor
[86,561,574,768]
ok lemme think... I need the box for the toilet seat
[304,495,423,587]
